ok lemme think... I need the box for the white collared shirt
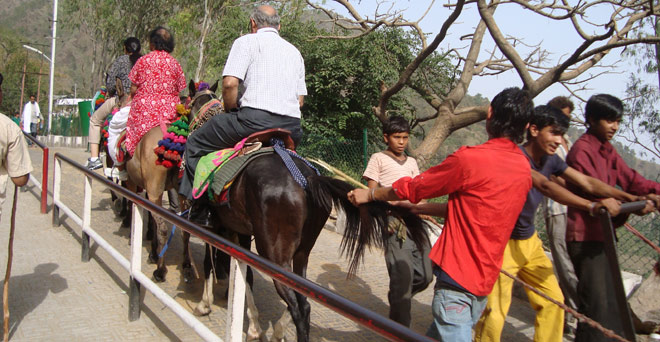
[222,27,307,118]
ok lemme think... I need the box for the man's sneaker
[86,158,103,170]
[111,168,128,181]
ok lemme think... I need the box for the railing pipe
[22,133,48,213]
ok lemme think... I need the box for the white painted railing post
[226,257,247,342]
[81,175,92,262]
[52,157,61,227]
[129,203,143,321]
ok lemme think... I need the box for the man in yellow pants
[474,105,643,342]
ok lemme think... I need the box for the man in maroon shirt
[566,94,659,342]
[348,87,534,341]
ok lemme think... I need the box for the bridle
[188,89,223,132]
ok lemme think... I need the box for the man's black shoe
[188,201,211,227]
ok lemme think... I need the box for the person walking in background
[22,95,41,144]
[86,37,142,171]
[362,115,433,327]
[566,94,660,342]
[348,87,534,341]
[542,96,579,331]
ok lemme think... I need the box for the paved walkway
[0,146,588,341]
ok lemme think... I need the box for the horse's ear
[116,77,124,98]
[210,80,219,93]
[188,79,196,97]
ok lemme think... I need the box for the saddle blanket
[192,140,276,202]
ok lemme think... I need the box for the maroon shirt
[566,132,660,242]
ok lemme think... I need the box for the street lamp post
[48,0,58,135]
[23,45,51,102]
[21,45,51,132]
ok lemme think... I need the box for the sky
[325,0,658,161]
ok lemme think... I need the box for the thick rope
[624,223,660,255]
[500,269,631,342]
[158,209,189,259]
[270,138,320,189]
[3,185,18,342]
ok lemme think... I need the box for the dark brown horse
[189,103,429,341]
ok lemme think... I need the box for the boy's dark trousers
[385,220,433,327]
[568,241,625,342]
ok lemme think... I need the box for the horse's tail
[306,175,429,277]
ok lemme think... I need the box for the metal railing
[23,133,48,214]
[51,152,434,342]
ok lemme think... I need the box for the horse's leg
[147,192,169,282]
[272,207,329,342]
[228,233,265,342]
[246,286,267,342]
[194,244,215,316]
[180,196,198,283]
[119,181,129,218]
[147,213,158,264]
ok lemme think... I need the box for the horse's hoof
[193,305,211,316]
[152,269,167,283]
[121,217,131,228]
[112,199,123,216]
[182,267,195,284]
[246,328,267,342]
[147,253,158,264]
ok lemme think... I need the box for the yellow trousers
[474,233,564,342]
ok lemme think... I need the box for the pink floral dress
[126,50,186,156]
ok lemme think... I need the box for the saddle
[191,129,298,201]
[243,128,295,151]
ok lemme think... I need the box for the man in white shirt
[22,95,41,141]
[180,4,306,208]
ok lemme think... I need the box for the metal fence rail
[23,132,48,214]
[51,152,434,342]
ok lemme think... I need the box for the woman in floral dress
[126,26,186,156]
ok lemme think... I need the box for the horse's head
[187,79,223,132]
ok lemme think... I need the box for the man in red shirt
[565,94,659,342]
[348,87,534,341]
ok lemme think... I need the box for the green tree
[0,28,49,117]
[621,17,660,161]
[283,18,454,144]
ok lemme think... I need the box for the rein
[189,98,222,132]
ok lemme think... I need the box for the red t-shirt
[566,132,660,242]
[392,138,531,296]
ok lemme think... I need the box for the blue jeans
[426,281,487,341]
